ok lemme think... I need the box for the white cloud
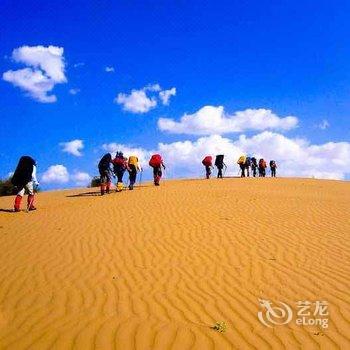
[145,84,161,92]
[158,106,298,135]
[73,62,85,68]
[159,87,176,105]
[115,84,176,113]
[102,132,350,180]
[60,139,84,156]
[105,66,115,72]
[102,143,153,167]
[71,171,91,186]
[115,89,157,113]
[317,119,330,130]
[41,165,69,183]
[69,88,80,95]
[2,45,66,103]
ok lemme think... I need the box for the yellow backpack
[128,156,138,166]
[237,155,246,165]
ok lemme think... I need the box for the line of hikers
[98,152,166,195]
[9,152,277,211]
[202,155,277,179]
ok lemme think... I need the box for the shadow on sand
[66,191,100,198]
[66,185,150,198]
[0,209,15,213]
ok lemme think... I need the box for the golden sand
[0,178,349,349]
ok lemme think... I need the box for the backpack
[128,156,139,166]
[237,155,246,165]
[215,155,224,167]
[251,157,257,166]
[149,154,162,167]
[98,153,112,171]
[11,156,35,186]
[113,156,125,166]
[270,160,276,168]
[259,159,266,168]
[245,157,251,166]
[202,156,213,167]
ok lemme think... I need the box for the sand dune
[0,178,349,349]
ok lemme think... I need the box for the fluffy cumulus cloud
[115,84,176,113]
[102,143,153,167]
[115,89,157,113]
[2,45,67,103]
[41,166,90,186]
[104,132,350,180]
[159,87,176,105]
[158,106,298,135]
[71,171,91,186]
[41,165,69,184]
[60,139,84,156]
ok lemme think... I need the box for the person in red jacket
[11,156,39,212]
[149,154,166,186]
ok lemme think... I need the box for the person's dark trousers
[258,167,263,177]
[252,166,257,177]
[246,166,250,177]
[205,166,211,179]
[99,169,111,195]
[128,165,137,188]
[153,166,162,185]
[217,167,223,178]
[116,170,125,183]
[271,168,276,177]
[262,169,266,177]
[240,164,245,177]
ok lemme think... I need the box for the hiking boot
[129,185,134,190]
[28,206,37,211]
[14,195,22,211]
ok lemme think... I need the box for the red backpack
[149,154,162,167]
[259,159,267,168]
[202,156,213,167]
[113,156,126,167]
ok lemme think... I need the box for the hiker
[270,160,277,177]
[215,155,226,178]
[245,157,251,177]
[98,153,113,195]
[251,157,258,177]
[11,156,39,212]
[237,155,246,177]
[128,155,142,190]
[149,154,166,186]
[113,152,128,192]
[258,158,267,177]
[202,155,213,179]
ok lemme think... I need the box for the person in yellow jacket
[127,156,142,190]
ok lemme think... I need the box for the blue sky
[1,0,350,188]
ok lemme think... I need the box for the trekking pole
[139,169,143,186]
